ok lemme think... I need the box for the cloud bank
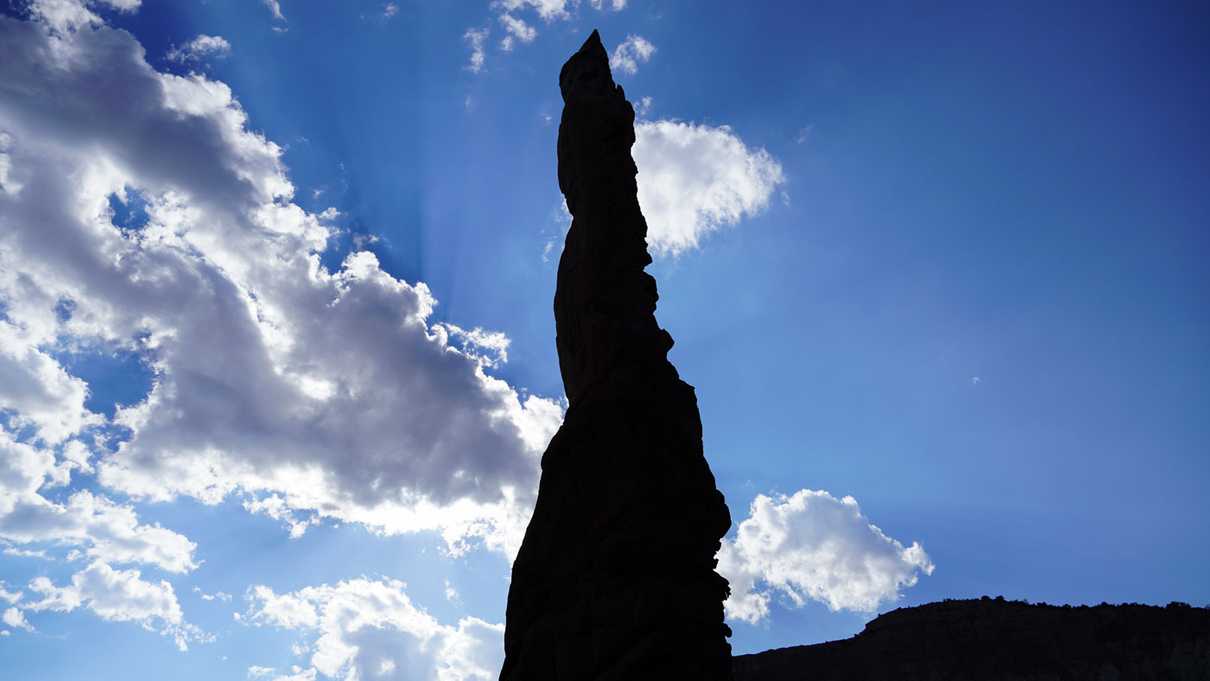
[0,1,560,579]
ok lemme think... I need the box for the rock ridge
[733,598,1210,681]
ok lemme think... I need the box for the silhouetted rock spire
[500,31,734,680]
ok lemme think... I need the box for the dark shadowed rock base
[733,599,1210,681]
[500,31,734,681]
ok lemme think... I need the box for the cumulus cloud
[435,323,511,369]
[0,8,561,564]
[243,578,503,681]
[2,606,34,632]
[609,34,655,75]
[635,95,653,118]
[166,34,232,64]
[0,432,198,573]
[272,668,317,681]
[24,560,208,650]
[193,586,232,602]
[26,0,139,33]
[494,0,571,22]
[243,494,316,539]
[0,583,23,604]
[464,27,489,73]
[473,0,628,69]
[498,14,536,52]
[0,327,99,444]
[497,0,624,21]
[3,546,51,559]
[718,489,934,623]
[0,131,15,191]
[263,0,285,22]
[633,120,785,256]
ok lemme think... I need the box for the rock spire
[500,30,734,680]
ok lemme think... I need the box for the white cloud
[383,3,399,19]
[0,432,197,573]
[27,0,139,33]
[193,586,232,602]
[67,491,198,572]
[61,439,93,474]
[25,560,208,650]
[635,95,653,118]
[435,323,510,369]
[243,579,503,681]
[166,35,232,64]
[3,546,52,559]
[494,0,571,22]
[609,34,655,75]
[474,0,627,70]
[263,0,285,22]
[498,14,536,52]
[2,606,34,632]
[272,668,317,681]
[244,585,318,629]
[719,489,934,623]
[0,325,100,445]
[243,494,316,539]
[633,120,785,256]
[248,666,276,679]
[0,131,16,192]
[464,27,489,73]
[0,9,562,562]
[27,0,100,32]
[0,583,22,604]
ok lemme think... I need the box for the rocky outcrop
[733,598,1210,681]
[500,31,734,681]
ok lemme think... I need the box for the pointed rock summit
[500,31,734,680]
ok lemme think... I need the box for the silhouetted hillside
[733,598,1210,681]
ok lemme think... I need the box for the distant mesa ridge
[500,30,734,680]
[733,598,1210,681]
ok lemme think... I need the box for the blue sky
[0,1,1207,679]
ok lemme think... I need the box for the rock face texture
[732,599,1210,681]
[500,31,734,681]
